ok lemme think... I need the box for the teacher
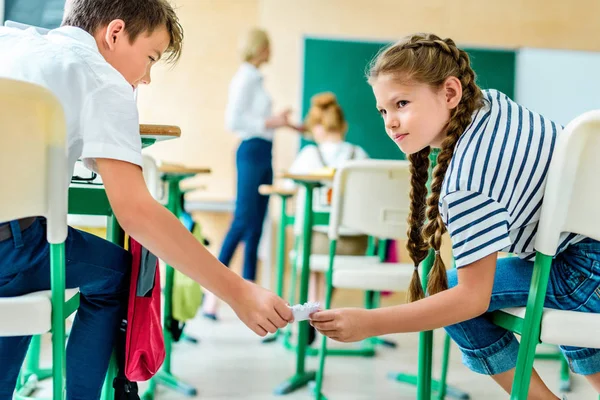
[202,28,301,319]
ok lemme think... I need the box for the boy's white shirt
[0,25,142,192]
[286,141,368,236]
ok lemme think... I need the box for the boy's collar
[52,26,99,52]
[5,21,100,53]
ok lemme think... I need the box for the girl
[287,92,369,314]
[309,33,600,398]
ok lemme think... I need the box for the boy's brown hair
[62,0,183,63]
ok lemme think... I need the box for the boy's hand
[309,308,372,343]
[229,281,293,336]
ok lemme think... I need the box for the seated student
[0,0,292,398]
[286,92,369,341]
[309,33,600,398]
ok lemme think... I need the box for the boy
[0,1,292,398]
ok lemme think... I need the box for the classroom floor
[34,303,598,399]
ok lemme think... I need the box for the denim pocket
[552,250,600,310]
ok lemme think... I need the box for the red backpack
[125,237,165,381]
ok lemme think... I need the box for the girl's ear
[443,76,463,110]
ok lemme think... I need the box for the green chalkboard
[300,37,516,160]
[5,0,65,28]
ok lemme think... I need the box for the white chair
[327,160,415,291]
[492,110,600,399]
[0,78,79,400]
[313,159,417,397]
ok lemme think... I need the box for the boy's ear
[104,19,127,50]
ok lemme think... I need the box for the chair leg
[288,237,300,306]
[50,243,66,400]
[510,254,553,399]
[281,237,301,350]
[314,240,337,400]
[366,291,397,349]
[437,333,451,400]
[559,356,571,392]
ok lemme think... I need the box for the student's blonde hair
[367,33,484,302]
[62,0,183,63]
[240,28,270,62]
[304,92,347,136]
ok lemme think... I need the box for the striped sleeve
[441,190,512,267]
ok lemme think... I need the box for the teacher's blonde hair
[240,28,269,62]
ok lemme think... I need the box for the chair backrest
[328,159,411,240]
[0,78,68,243]
[535,110,600,255]
[142,154,161,200]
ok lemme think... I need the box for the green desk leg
[417,249,434,400]
[274,182,317,395]
[280,236,320,356]
[264,194,293,344]
[535,350,571,392]
[99,214,126,400]
[143,176,197,399]
[388,251,469,400]
[14,335,54,399]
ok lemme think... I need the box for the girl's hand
[287,122,306,133]
[309,308,373,343]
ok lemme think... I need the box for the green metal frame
[313,238,338,400]
[494,254,572,393]
[142,173,198,400]
[13,242,81,400]
[13,138,170,399]
[262,193,295,345]
[18,168,154,400]
[67,186,112,216]
[264,192,393,358]
[387,251,469,400]
[491,252,594,398]
[491,252,554,399]
[273,180,319,395]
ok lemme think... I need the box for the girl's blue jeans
[444,238,600,376]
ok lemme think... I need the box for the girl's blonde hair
[304,92,347,135]
[240,28,269,62]
[367,33,484,302]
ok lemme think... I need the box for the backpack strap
[315,145,328,168]
[348,145,357,160]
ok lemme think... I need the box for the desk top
[139,124,182,141]
[279,172,334,183]
[258,184,297,196]
[158,162,211,175]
